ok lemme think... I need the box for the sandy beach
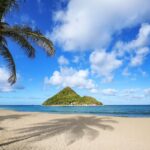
[0,110,150,150]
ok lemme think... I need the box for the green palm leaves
[0,0,54,85]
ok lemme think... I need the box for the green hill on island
[42,87,103,106]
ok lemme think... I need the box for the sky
[0,0,150,105]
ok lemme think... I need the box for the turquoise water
[0,105,150,117]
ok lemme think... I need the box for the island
[42,87,103,106]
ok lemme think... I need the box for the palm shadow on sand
[0,114,30,132]
[0,116,117,146]
[0,114,29,122]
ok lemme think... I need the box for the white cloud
[52,0,150,51]
[44,67,97,92]
[116,88,148,100]
[50,0,150,82]
[58,55,69,65]
[102,88,118,96]
[115,23,150,67]
[0,68,14,92]
[122,68,131,77]
[138,69,148,77]
[144,88,150,96]
[0,67,24,92]
[101,88,150,100]
[122,89,138,96]
[90,50,122,82]
[90,88,98,93]
[130,47,149,66]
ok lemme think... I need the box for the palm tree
[0,0,54,85]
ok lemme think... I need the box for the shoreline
[0,108,143,118]
[0,109,150,149]
[1,107,150,118]
[43,104,103,106]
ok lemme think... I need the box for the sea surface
[0,105,150,117]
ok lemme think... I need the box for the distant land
[43,87,103,106]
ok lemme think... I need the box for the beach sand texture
[0,110,150,150]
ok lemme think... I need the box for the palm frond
[1,27,35,58]
[0,43,16,85]
[0,0,18,20]
[0,1,55,86]
[0,36,7,45]
[12,26,55,56]
[0,22,9,28]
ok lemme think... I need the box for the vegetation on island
[43,87,103,106]
[0,0,54,85]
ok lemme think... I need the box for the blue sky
[0,0,150,105]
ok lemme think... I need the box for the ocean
[0,105,150,117]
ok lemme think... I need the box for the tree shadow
[0,114,29,122]
[0,114,30,132]
[0,116,117,146]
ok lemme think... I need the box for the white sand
[0,109,150,150]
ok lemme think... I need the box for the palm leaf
[0,36,7,45]
[0,0,18,20]
[1,27,35,58]
[12,26,55,56]
[0,1,55,85]
[0,43,16,85]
